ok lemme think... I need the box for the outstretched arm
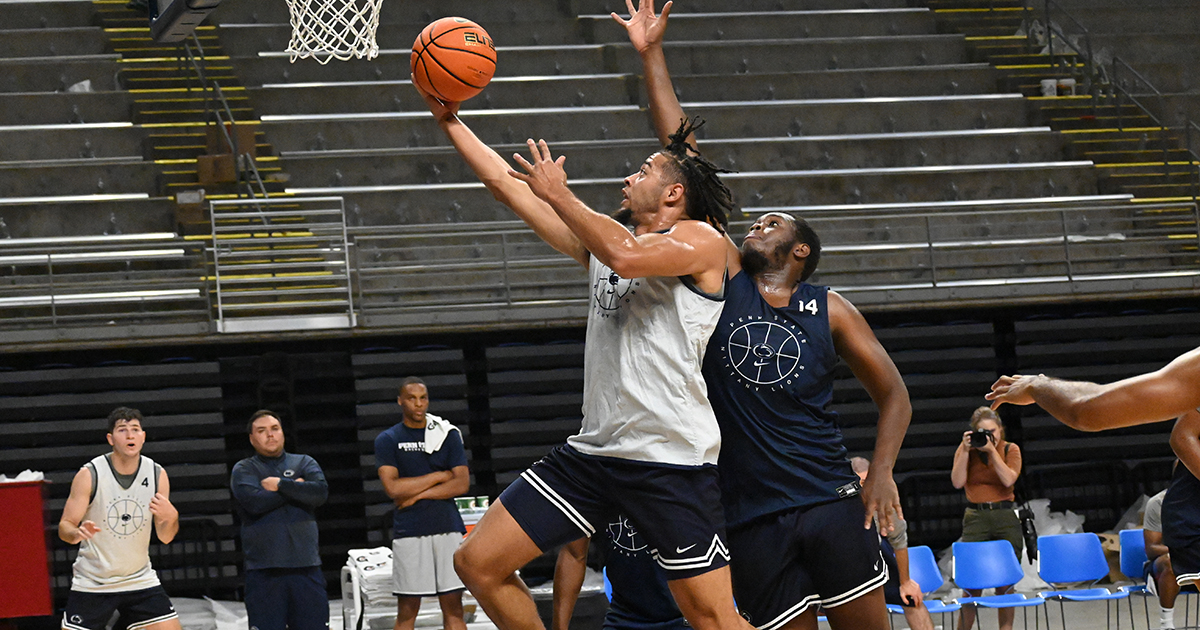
[416,87,587,266]
[987,347,1200,431]
[509,140,727,289]
[614,0,694,147]
[829,290,911,534]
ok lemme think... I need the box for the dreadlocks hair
[659,117,738,234]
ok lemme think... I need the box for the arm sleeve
[277,456,330,509]
[886,514,909,550]
[230,461,287,516]
[374,430,398,470]
[442,429,468,469]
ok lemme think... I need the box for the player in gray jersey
[58,407,181,630]
[416,27,751,630]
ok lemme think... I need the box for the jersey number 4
[141,478,149,487]
[803,299,819,315]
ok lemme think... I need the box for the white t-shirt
[1144,489,1166,534]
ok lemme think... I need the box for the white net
[284,0,383,64]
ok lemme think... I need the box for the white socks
[1159,605,1175,629]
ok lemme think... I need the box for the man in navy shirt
[374,377,470,630]
[231,410,330,630]
[619,3,911,629]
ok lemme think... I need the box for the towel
[423,413,461,455]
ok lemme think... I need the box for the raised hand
[612,0,674,54]
[509,139,571,204]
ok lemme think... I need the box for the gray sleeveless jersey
[71,454,161,592]
[567,255,724,466]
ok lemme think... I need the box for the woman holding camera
[950,407,1024,630]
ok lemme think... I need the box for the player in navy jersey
[618,3,911,629]
[1163,410,1200,591]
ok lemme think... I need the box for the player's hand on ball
[149,493,177,521]
[613,0,673,53]
[79,520,100,540]
[412,80,461,123]
[510,139,570,202]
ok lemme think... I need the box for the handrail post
[925,215,937,287]
[1043,0,1054,60]
[1060,209,1074,281]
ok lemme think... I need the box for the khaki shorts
[962,507,1024,562]
[392,532,464,597]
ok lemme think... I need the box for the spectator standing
[950,407,1023,630]
[374,378,470,630]
[231,410,330,630]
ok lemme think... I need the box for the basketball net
[284,0,383,63]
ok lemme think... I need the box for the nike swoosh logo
[677,544,697,553]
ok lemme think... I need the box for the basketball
[411,17,497,102]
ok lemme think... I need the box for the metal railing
[1022,0,1200,189]
[178,33,270,203]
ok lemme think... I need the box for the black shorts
[728,498,887,630]
[1170,540,1200,587]
[63,586,178,630]
[498,444,729,579]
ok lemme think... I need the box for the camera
[969,430,992,448]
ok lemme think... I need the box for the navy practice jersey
[702,271,860,528]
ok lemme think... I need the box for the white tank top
[71,454,161,592]
[567,255,724,466]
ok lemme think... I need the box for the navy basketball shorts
[62,585,178,630]
[499,444,730,580]
[1168,540,1200,587]
[727,498,888,630]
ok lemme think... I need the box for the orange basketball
[411,17,497,102]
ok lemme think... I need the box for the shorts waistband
[967,501,1014,510]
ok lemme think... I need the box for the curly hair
[658,117,737,233]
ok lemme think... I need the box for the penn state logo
[592,263,639,317]
[106,498,146,537]
[283,469,295,478]
[722,314,808,390]
[607,516,648,557]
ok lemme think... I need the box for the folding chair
[1036,533,1130,629]
[953,540,1046,629]
[886,545,961,629]
[1117,529,1153,629]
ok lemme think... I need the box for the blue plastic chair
[886,545,962,628]
[953,540,1045,627]
[1037,533,1130,629]
[1118,529,1152,627]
